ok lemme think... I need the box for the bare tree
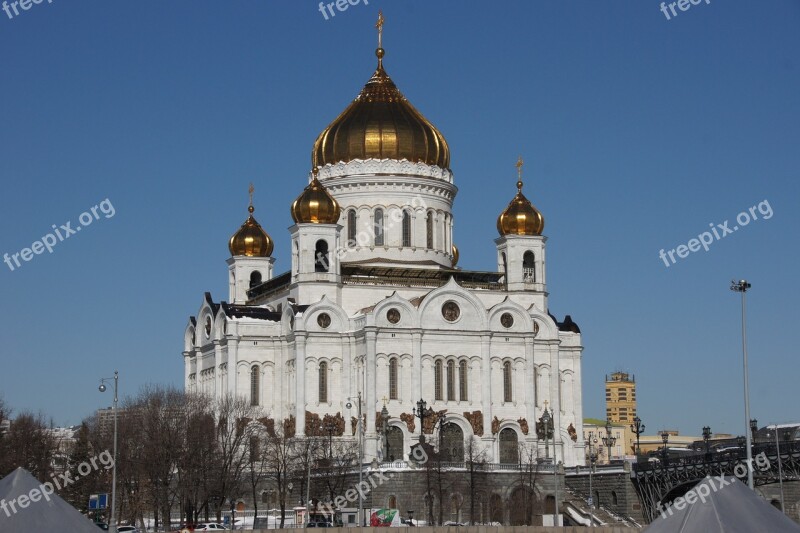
[463,436,487,524]
[0,411,57,480]
[209,394,264,522]
[263,423,299,528]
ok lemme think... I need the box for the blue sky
[1,1,798,439]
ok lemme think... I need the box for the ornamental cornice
[314,159,454,183]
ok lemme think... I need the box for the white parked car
[195,524,229,531]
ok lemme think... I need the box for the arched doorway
[386,426,403,461]
[440,423,464,462]
[499,428,519,464]
[509,486,537,525]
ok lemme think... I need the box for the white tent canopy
[0,467,101,532]
[644,476,800,532]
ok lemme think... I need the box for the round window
[501,312,514,328]
[387,308,401,324]
[442,301,460,322]
[317,313,332,329]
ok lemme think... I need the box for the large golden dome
[291,171,341,224]
[229,192,274,257]
[312,40,450,169]
[497,158,545,236]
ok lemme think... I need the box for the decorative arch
[417,277,489,330]
[369,292,420,328]
[301,295,350,332]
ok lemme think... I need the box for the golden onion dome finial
[229,184,274,257]
[497,157,545,236]
[376,10,386,68]
[291,169,341,224]
[311,11,449,170]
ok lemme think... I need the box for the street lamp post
[601,420,617,464]
[586,433,599,528]
[346,393,364,527]
[731,279,754,490]
[98,371,119,533]
[702,426,712,458]
[630,417,645,457]
[539,406,552,461]
[380,404,390,461]
[661,432,669,463]
[538,406,557,524]
[412,399,429,444]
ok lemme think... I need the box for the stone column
[295,333,307,437]
[227,337,239,397]
[480,335,492,420]
[365,330,377,435]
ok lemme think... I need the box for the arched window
[387,495,398,509]
[503,361,512,402]
[347,209,357,245]
[523,251,535,282]
[374,209,384,246]
[611,491,618,506]
[389,357,398,400]
[426,213,434,249]
[594,491,600,507]
[434,360,443,401]
[459,360,468,401]
[441,422,464,461]
[249,270,262,288]
[261,491,269,505]
[447,360,456,401]
[250,366,260,406]
[402,211,412,247]
[315,240,329,272]
[319,361,328,403]
[386,426,403,461]
[499,428,519,464]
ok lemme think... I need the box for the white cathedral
[183,18,585,468]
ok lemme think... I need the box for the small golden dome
[291,171,341,224]
[312,17,449,169]
[497,157,544,236]
[229,189,274,257]
[451,244,459,267]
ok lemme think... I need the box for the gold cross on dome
[376,11,385,48]
[516,156,524,179]
[248,183,255,207]
[381,396,389,406]
[543,400,549,411]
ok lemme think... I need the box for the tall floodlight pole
[731,279,754,489]
[98,372,119,533]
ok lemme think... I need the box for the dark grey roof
[0,468,101,532]
[643,476,800,532]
